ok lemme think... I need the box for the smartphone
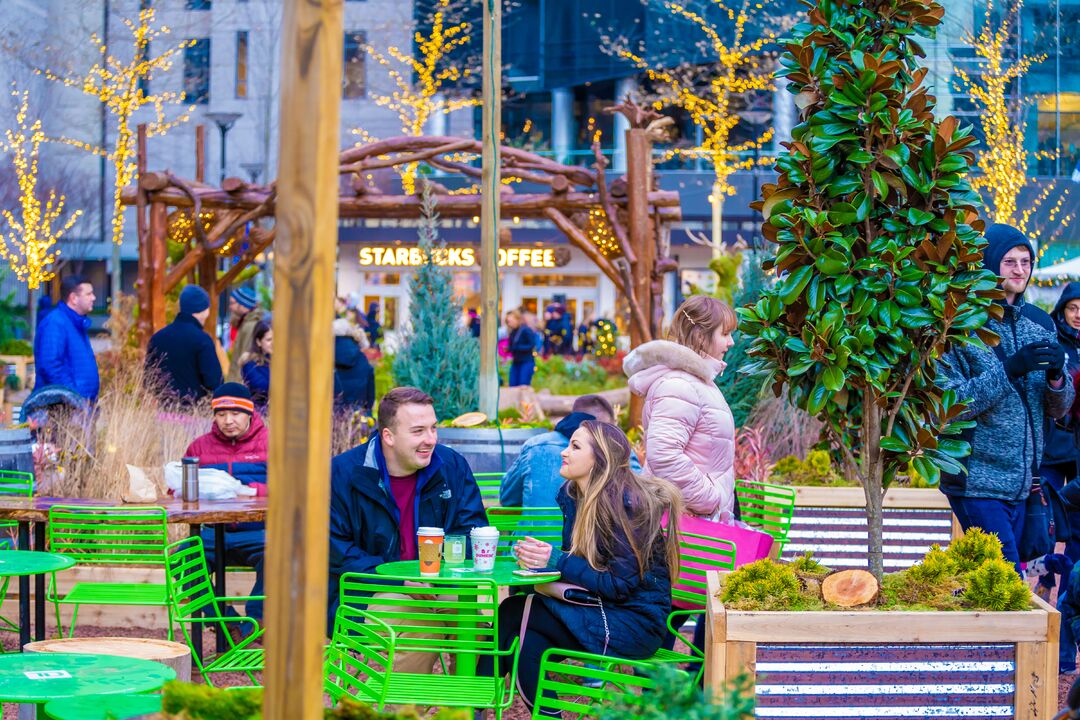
[512,568,560,578]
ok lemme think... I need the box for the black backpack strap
[1020,303,1055,334]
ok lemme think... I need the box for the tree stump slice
[24,637,192,681]
[821,569,880,607]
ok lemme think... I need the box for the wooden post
[477,0,502,420]
[196,125,206,184]
[263,1,342,719]
[197,121,221,339]
[148,202,168,334]
[135,124,151,344]
[625,127,654,424]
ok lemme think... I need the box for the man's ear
[380,426,394,447]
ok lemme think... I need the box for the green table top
[375,558,559,586]
[0,550,75,577]
[44,692,161,720]
[0,653,175,703]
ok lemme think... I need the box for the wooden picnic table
[0,496,268,654]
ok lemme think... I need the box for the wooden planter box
[705,572,1059,719]
[785,486,958,571]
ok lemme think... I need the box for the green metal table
[375,557,559,585]
[0,551,75,651]
[43,692,161,720]
[0,653,175,712]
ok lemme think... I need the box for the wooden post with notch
[263,2,342,719]
[626,127,654,424]
[135,124,151,344]
[477,0,502,420]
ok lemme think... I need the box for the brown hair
[377,387,434,430]
[568,421,682,580]
[572,394,615,422]
[668,295,737,356]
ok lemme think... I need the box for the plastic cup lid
[470,526,499,537]
[416,527,445,536]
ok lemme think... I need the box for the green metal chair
[532,647,689,719]
[473,472,504,505]
[46,504,172,638]
[487,506,563,558]
[0,469,33,633]
[163,536,264,686]
[643,530,737,682]
[735,479,796,552]
[336,572,518,718]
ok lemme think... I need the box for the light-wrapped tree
[739,0,1001,577]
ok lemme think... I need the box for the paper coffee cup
[470,526,500,573]
[417,527,445,576]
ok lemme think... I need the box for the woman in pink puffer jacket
[624,295,737,522]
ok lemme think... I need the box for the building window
[137,42,150,97]
[183,38,211,105]
[186,0,211,9]
[343,30,366,99]
[235,31,249,99]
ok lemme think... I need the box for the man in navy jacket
[34,275,99,402]
[146,285,223,403]
[328,386,487,663]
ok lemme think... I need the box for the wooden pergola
[123,112,681,350]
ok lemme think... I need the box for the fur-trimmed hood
[624,340,725,392]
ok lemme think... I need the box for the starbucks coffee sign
[358,245,565,268]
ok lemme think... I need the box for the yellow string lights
[619,1,776,201]
[956,0,1073,282]
[356,0,481,194]
[585,207,620,258]
[0,89,82,290]
[38,7,194,246]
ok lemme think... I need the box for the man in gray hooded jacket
[938,223,1074,569]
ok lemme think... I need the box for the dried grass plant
[747,388,823,463]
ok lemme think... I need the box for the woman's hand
[513,536,553,569]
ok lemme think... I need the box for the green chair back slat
[47,505,169,566]
[163,536,221,620]
[532,648,687,719]
[473,472,503,504]
[487,506,563,557]
[735,479,796,549]
[0,470,33,535]
[324,607,393,705]
[338,573,501,655]
[671,530,737,608]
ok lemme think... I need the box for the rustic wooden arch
[123,102,681,348]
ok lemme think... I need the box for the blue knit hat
[179,285,211,315]
[983,223,1034,276]
[230,287,257,310]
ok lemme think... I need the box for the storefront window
[364,296,397,330]
[521,274,598,288]
[364,272,401,286]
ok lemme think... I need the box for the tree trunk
[861,393,886,580]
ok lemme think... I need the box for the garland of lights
[592,319,618,358]
[39,7,193,246]
[585,207,620,258]
[0,89,82,290]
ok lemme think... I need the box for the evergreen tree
[392,185,479,419]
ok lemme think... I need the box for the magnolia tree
[740,0,1001,578]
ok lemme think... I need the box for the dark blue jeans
[509,358,535,387]
[945,494,1025,573]
[201,528,265,620]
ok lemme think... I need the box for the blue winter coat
[1043,282,1080,468]
[509,326,539,363]
[327,440,487,629]
[540,485,673,659]
[333,337,375,413]
[33,304,99,402]
[242,359,270,413]
[146,314,223,403]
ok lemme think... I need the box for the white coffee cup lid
[470,526,499,537]
[416,527,445,536]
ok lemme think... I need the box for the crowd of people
[497,298,616,388]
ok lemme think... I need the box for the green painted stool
[44,693,161,720]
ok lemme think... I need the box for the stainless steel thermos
[181,456,200,502]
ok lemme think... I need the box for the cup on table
[444,534,467,565]
[417,527,445,576]
[470,526,500,573]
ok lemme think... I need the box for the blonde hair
[669,295,737,356]
[568,421,682,580]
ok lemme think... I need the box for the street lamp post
[205,111,243,185]
[240,162,265,184]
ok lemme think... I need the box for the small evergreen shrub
[720,558,804,611]
[592,664,754,720]
[945,527,1004,574]
[0,338,32,356]
[769,450,848,486]
[791,552,829,578]
[962,558,1031,611]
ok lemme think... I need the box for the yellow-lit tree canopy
[0,89,82,290]
[618,0,776,250]
[956,0,1072,255]
[39,6,192,246]
[357,0,481,193]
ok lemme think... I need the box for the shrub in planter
[768,449,848,486]
[0,338,32,356]
[592,664,754,720]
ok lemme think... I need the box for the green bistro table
[43,692,161,720]
[0,653,174,714]
[0,551,75,651]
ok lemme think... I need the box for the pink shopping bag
[664,513,775,609]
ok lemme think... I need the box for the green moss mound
[962,558,1031,611]
[720,559,809,611]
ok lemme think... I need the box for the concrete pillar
[613,76,636,172]
[551,87,573,164]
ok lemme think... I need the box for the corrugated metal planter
[705,572,1059,719]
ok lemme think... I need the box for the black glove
[1045,342,1066,381]
[1004,341,1059,379]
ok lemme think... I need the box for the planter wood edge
[704,572,1059,720]
[792,485,951,509]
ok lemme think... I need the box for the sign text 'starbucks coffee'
[358,245,561,268]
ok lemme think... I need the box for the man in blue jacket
[145,285,223,404]
[34,275,99,402]
[328,386,487,668]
